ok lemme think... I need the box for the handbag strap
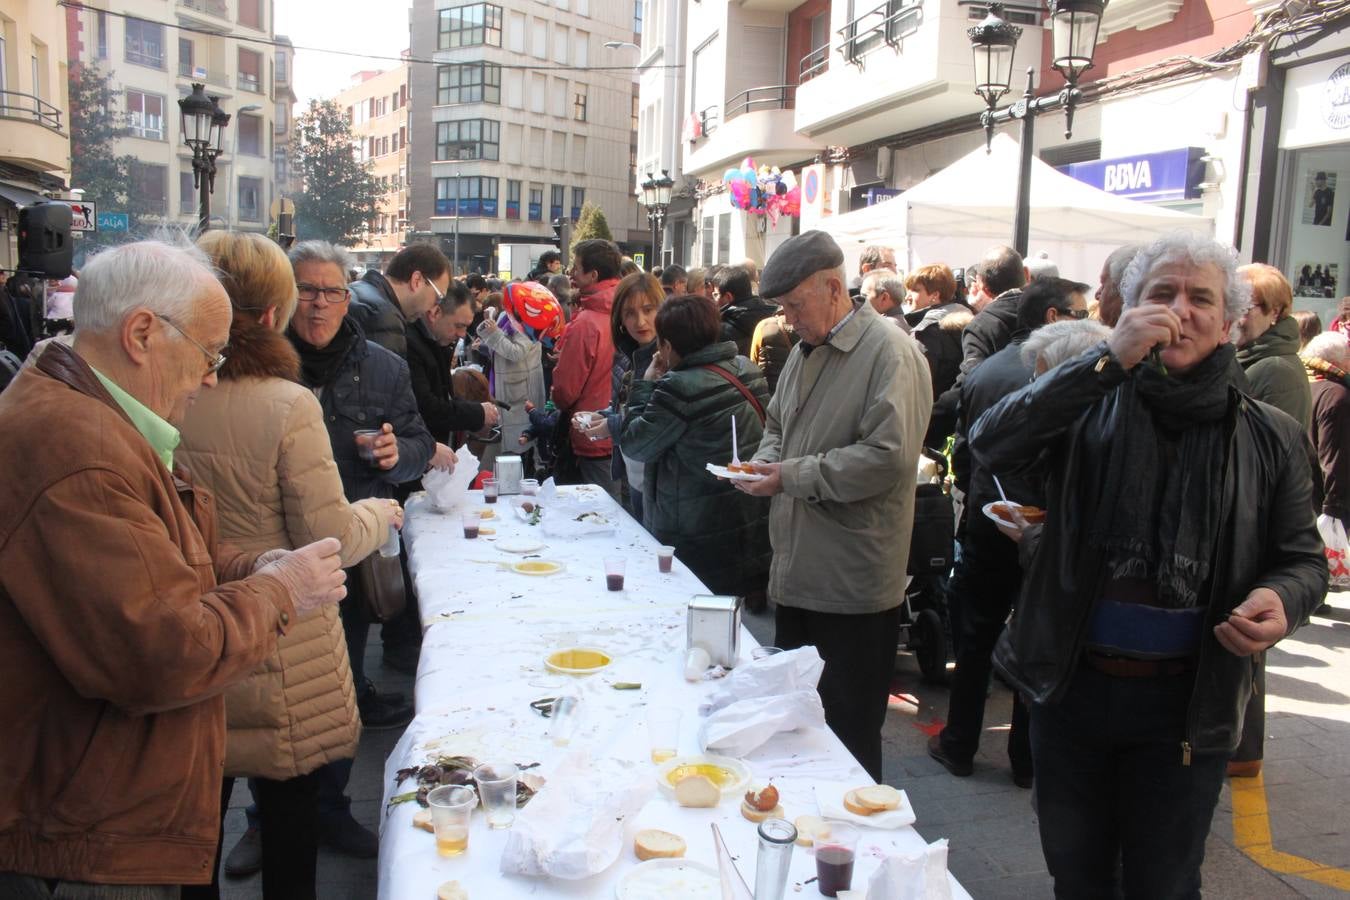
[700,364,765,424]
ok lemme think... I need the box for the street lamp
[640,170,673,267]
[968,1,1107,255]
[179,83,217,233]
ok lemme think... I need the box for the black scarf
[1089,344,1236,609]
[288,319,358,389]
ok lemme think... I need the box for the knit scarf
[288,319,358,389]
[1089,344,1236,609]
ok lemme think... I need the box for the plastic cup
[426,785,476,857]
[482,477,499,503]
[549,694,581,746]
[353,428,380,464]
[472,762,519,830]
[753,646,784,661]
[604,556,626,591]
[657,545,675,574]
[814,821,860,897]
[461,510,480,539]
[646,706,681,764]
[520,478,540,496]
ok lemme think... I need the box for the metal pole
[1011,67,1036,258]
[654,208,665,267]
[197,155,211,234]
[453,170,461,275]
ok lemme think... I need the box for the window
[506,180,521,220]
[32,54,41,101]
[435,119,500,161]
[239,176,263,221]
[275,49,288,83]
[124,18,164,69]
[179,171,195,215]
[126,90,165,140]
[528,186,543,222]
[238,0,261,29]
[717,212,731,263]
[551,78,566,116]
[701,216,714,265]
[573,134,587,172]
[274,101,288,133]
[550,185,564,221]
[178,37,195,77]
[131,162,167,216]
[634,0,643,34]
[552,25,569,65]
[574,31,588,67]
[438,3,504,50]
[573,85,587,122]
[399,125,407,149]
[571,188,584,221]
[238,113,263,156]
[437,62,501,105]
[434,176,499,217]
[238,48,262,92]
[96,11,108,59]
[531,18,547,58]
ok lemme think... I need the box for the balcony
[799,44,828,84]
[684,84,823,178]
[177,0,230,20]
[237,73,263,94]
[0,91,69,173]
[176,61,231,90]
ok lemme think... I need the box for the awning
[0,181,49,208]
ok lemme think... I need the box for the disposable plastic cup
[427,785,476,857]
[657,545,675,573]
[472,762,519,829]
[646,706,681,764]
[604,556,626,591]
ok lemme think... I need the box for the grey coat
[479,320,546,450]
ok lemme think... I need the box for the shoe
[926,734,973,777]
[223,826,262,878]
[319,812,379,859]
[358,684,414,730]
[1012,770,1034,789]
[1227,759,1262,778]
[359,677,405,706]
[382,642,421,675]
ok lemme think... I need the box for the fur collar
[220,319,302,383]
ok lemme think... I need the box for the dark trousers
[775,603,902,783]
[183,773,321,900]
[940,528,1031,775]
[1232,652,1265,763]
[339,579,370,690]
[577,455,619,502]
[1030,665,1228,900]
[0,875,178,899]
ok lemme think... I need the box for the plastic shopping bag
[1316,514,1350,589]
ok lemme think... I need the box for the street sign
[96,212,129,232]
[57,200,96,231]
[634,252,646,270]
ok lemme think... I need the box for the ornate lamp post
[178,84,231,233]
[640,170,673,267]
[968,1,1107,255]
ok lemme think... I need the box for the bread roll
[842,789,874,817]
[793,815,830,847]
[739,800,785,823]
[855,784,902,811]
[674,774,720,808]
[436,881,468,900]
[634,829,687,860]
[412,809,434,833]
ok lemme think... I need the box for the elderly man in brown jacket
[0,241,346,898]
[739,231,932,782]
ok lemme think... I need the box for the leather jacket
[971,341,1327,759]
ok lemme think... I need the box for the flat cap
[759,230,845,300]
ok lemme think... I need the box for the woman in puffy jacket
[178,232,401,900]
[477,280,563,455]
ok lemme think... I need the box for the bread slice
[842,789,875,817]
[436,881,468,900]
[793,815,830,847]
[854,784,902,812]
[412,809,434,833]
[739,800,785,823]
[674,774,720,808]
[635,829,687,860]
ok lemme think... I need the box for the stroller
[896,449,955,684]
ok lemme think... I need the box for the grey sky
[274,1,411,107]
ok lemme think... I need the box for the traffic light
[550,217,571,258]
[18,202,73,279]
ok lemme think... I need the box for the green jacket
[621,342,771,595]
[1237,315,1312,430]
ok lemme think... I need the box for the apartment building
[273,33,295,198]
[1,0,72,271]
[407,0,644,277]
[634,0,691,266]
[65,0,280,232]
[334,61,410,269]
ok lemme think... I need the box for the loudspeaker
[18,202,73,279]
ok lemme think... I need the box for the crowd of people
[0,222,1340,899]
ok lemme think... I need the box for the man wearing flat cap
[737,230,932,780]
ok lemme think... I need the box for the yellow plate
[545,647,612,674]
[656,755,752,798]
[510,559,563,576]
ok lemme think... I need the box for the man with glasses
[347,243,453,360]
[0,241,347,897]
[929,276,1091,789]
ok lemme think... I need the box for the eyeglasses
[296,283,352,304]
[1058,307,1090,320]
[422,273,445,303]
[156,314,227,375]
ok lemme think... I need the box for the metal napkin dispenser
[687,594,742,668]
[493,455,524,495]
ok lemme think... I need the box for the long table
[380,486,969,899]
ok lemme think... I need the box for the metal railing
[176,62,231,89]
[177,0,229,18]
[838,0,923,66]
[723,84,797,122]
[799,45,829,83]
[237,73,263,93]
[0,90,64,132]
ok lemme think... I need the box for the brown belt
[1084,650,1194,678]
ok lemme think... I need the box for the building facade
[273,33,295,200]
[1,0,72,271]
[634,0,691,266]
[65,0,280,234]
[333,61,410,269]
[407,0,644,277]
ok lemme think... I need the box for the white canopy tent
[819,134,1213,285]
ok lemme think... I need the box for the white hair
[73,240,217,333]
[289,240,354,276]
[1025,250,1059,280]
[862,268,907,304]
[1120,231,1249,322]
[1301,331,1350,368]
[1021,319,1113,371]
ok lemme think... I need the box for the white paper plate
[981,500,1042,528]
[496,537,546,554]
[705,463,766,482]
[655,755,752,799]
[616,858,722,900]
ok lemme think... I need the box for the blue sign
[97,212,129,232]
[866,188,902,206]
[1059,147,1206,202]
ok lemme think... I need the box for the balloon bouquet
[722,157,801,227]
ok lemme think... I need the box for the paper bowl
[656,755,751,799]
[545,647,612,675]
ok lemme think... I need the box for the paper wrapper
[499,751,652,880]
[535,478,617,537]
[698,689,825,757]
[421,446,479,512]
[813,781,916,829]
[854,839,952,900]
[702,646,824,715]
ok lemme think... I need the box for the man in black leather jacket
[970,233,1327,898]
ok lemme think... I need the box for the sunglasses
[1058,307,1090,320]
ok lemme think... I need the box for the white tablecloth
[380,488,969,899]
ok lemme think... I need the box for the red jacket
[552,278,617,458]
